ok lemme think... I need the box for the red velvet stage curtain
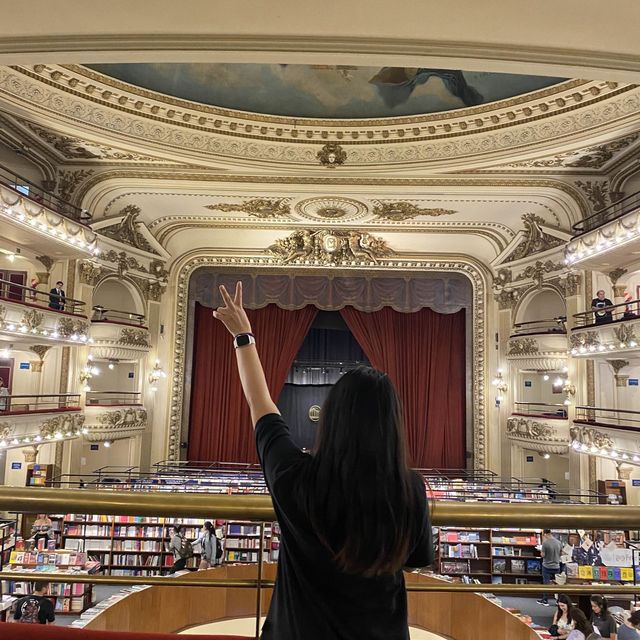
[188,303,317,462]
[339,306,466,469]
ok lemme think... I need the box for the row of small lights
[2,206,99,255]
[0,428,88,449]
[569,339,638,356]
[565,217,639,266]
[0,322,94,344]
[571,440,640,464]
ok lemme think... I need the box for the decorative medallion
[205,198,291,218]
[294,197,367,222]
[371,201,457,221]
[308,405,321,422]
[317,142,346,168]
[268,229,392,265]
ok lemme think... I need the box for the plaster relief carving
[575,180,610,212]
[78,260,103,286]
[557,273,581,296]
[56,317,89,339]
[614,324,638,345]
[99,205,159,255]
[21,309,44,332]
[570,425,614,449]
[40,413,85,439]
[569,331,601,350]
[507,417,560,441]
[118,328,150,348]
[317,142,347,168]
[86,407,148,441]
[371,201,457,221]
[495,289,520,311]
[205,198,291,218]
[504,214,564,263]
[507,338,539,356]
[56,169,93,203]
[268,229,392,266]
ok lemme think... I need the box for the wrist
[233,333,256,349]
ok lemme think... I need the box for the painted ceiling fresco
[86,64,566,119]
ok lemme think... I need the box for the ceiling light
[543,375,549,381]
[543,453,550,460]
[108,363,115,370]
[104,441,111,448]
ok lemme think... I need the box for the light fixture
[0,344,12,359]
[492,369,508,407]
[148,359,167,390]
[542,453,550,460]
[104,441,111,448]
[543,374,550,381]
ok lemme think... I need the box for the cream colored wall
[1,0,640,82]
[516,289,566,324]
[517,372,566,406]
[520,447,570,492]
[3,441,56,486]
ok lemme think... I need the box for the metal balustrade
[574,405,640,431]
[85,391,143,406]
[513,401,568,419]
[0,392,81,414]
[510,317,566,336]
[91,306,146,326]
[572,188,640,235]
[573,296,640,327]
[0,162,91,223]
[0,277,86,314]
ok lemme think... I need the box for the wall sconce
[492,369,508,407]
[79,356,100,392]
[562,379,576,406]
[148,359,167,392]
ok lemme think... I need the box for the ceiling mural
[85,63,566,119]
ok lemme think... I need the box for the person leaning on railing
[591,290,614,324]
[213,282,433,640]
[0,378,8,412]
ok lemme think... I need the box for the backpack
[18,597,41,624]
[179,536,194,559]
[215,535,223,560]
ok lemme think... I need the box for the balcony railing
[513,401,568,419]
[572,188,640,235]
[510,317,566,336]
[85,391,142,406]
[574,405,640,431]
[0,277,86,315]
[0,162,91,223]
[573,296,640,328]
[91,306,146,326]
[0,393,81,414]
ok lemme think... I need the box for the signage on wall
[526,455,534,462]
[128,372,135,379]
[11,462,21,470]
[524,380,532,388]
[90,444,99,451]
[633,479,640,487]
[629,379,639,386]
[19,362,30,370]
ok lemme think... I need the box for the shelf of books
[0,519,16,570]
[1,548,100,614]
[223,521,279,563]
[438,528,543,584]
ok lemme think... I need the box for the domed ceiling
[86,63,566,119]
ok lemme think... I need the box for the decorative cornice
[98,205,160,255]
[503,214,564,263]
[39,413,85,439]
[371,201,457,221]
[205,198,291,218]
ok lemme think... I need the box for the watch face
[235,334,252,347]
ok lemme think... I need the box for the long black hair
[571,608,595,636]
[555,594,572,620]
[590,594,611,619]
[301,366,420,577]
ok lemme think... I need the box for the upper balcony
[89,306,150,360]
[0,278,91,347]
[570,300,640,357]
[83,395,147,443]
[565,190,640,272]
[507,405,570,454]
[0,163,99,259]
[0,393,84,449]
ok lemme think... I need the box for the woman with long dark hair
[550,594,574,638]
[214,282,433,639]
[590,594,618,639]
[568,608,599,640]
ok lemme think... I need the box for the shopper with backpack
[168,523,193,573]
[197,521,222,570]
[12,582,55,624]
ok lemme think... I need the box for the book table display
[1,549,100,614]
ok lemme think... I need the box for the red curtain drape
[188,303,318,462]
[339,306,466,469]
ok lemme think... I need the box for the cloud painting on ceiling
[86,64,566,119]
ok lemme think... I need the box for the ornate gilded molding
[21,309,44,332]
[371,201,457,221]
[608,267,628,285]
[56,317,89,339]
[557,273,581,297]
[1,66,636,170]
[515,260,565,286]
[507,337,539,356]
[570,425,614,449]
[294,197,367,221]
[317,142,346,168]
[40,413,85,439]
[267,229,392,266]
[118,327,151,348]
[35,255,55,272]
[29,345,52,361]
[57,169,93,203]
[85,407,148,442]
[98,205,160,255]
[495,289,520,311]
[570,331,601,350]
[614,324,638,345]
[575,179,610,212]
[78,260,103,286]
[168,255,488,467]
[503,214,564,263]
[205,198,291,218]
[102,250,148,276]
[506,417,569,453]
[0,422,13,440]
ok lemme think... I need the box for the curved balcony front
[89,312,150,360]
[506,331,568,369]
[83,400,147,443]
[570,310,640,358]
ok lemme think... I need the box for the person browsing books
[12,581,55,625]
[213,282,433,640]
[537,529,563,606]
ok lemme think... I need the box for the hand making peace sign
[213,281,253,337]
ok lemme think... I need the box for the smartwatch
[233,332,256,349]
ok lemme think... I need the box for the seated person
[618,610,640,639]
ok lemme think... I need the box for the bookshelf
[0,519,16,570]
[1,549,99,614]
[438,528,543,584]
[25,463,54,487]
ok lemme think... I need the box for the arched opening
[513,288,566,336]
[93,278,143,316]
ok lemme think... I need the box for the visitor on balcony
[48,281,66,311]
[0,378,8,412]
[623,290,637,320]
[591,290,614,324]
